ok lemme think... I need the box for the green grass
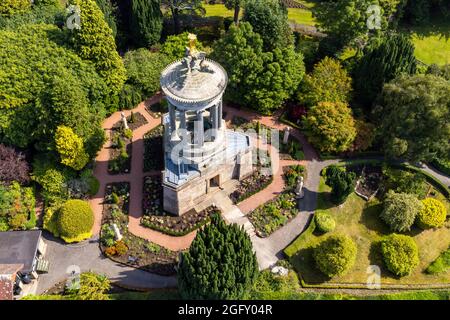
[287,8,316,26]
[426,247,450,275]
[203,4,236,18]
[287,175,450,287]
[202,4,317,26]
[412,34,450,65]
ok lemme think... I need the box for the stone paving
[38,98,450,291]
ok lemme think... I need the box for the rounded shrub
[315,211,336,233]
[380,191,422,232]
[380,234,419,277]
[313,234,357,278]
[416,198,447,229]
[58,200,94,243]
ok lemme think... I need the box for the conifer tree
[178,214,258,299]
[353,33,416,107]
[130,0,163,47]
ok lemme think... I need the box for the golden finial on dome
[187,33,198,56]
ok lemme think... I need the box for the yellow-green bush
[416,198,447,229]
[313,234,357,278]
[57,199,94,243]
[380,234,419,277]
[0,0,31,17]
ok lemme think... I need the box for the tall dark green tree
[243,0,292,51]
[376,74,450,162]
[130,0,163,47]
[224,0,244,24]
[178,214,258,300]
[95,0,118,38]
[353,33,416,107]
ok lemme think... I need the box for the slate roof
[0,230,41,274]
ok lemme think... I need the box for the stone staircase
[212,191,256,238]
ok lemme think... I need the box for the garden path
[89,100,450,270]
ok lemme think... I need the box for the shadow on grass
[360,202,388,234]
[291,247,330,285]
[316,191,335,211]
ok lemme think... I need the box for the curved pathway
[90,94,196,251]
[89,100,450,270]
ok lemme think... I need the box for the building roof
[160,58,228,106]
[0,230,41,274]
[0,264,22,300]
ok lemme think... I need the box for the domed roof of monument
[160,34,228,105]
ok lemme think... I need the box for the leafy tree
[178,214,258,299]
[0,182,36,231]
[243,0,292,51]
[426,64,450,81]
[57,199,94,243]
[55,126,89,171]
[160,31,204,60]
[380,191,422,232]
[0,144,30,186]
[162,0,204,34]
[381,166,427,199]
[313,234,357,278]
[416,198,447,229]
[123,49,171,103]
[211,22,304,115]
[69,0,126,112]
[68,272,111,300]
[353,34,416,107]
[376,74,450,162]
[0,24,107,155]
[298,57,353,108]
[130,0,163,47]
[0,0,31,17]
[224,0,244,24]
[350,120,376,152]
[303,102,357,154]
[313,0,387,50]
[325,165,357,204]
[380,234,419,277]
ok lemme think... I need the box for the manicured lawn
[287,8,316,26]
[203,4,237,18]
[412,34,450,66]
[289,176,450,287]
[203,4,317,26]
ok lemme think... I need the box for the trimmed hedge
[380,234,419,277]
[313,234,357,278]
[314,211,335,233]
[57,200,94,243]
[416,198,447,229]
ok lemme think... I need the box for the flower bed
[141,206,219,236]
[141,176,218,236]
[230,171,273,204]
[143,125,164,172]
[248,191,298,238]
[126,111,147,131]
[230,148,273,204]
[100,182,178,276]
[145,99,168,118]
[108,127,132,174]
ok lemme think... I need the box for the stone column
[180,110,187,130]
[218,101,223,128]
[169,102,176,133]
[194,110,204,146]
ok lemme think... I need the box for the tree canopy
[130,0,163,47]
[377,74,450,162]
[178,214,258,299]
[303,102,357,154]
[0,24,106,157]
[211,22,304,115]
